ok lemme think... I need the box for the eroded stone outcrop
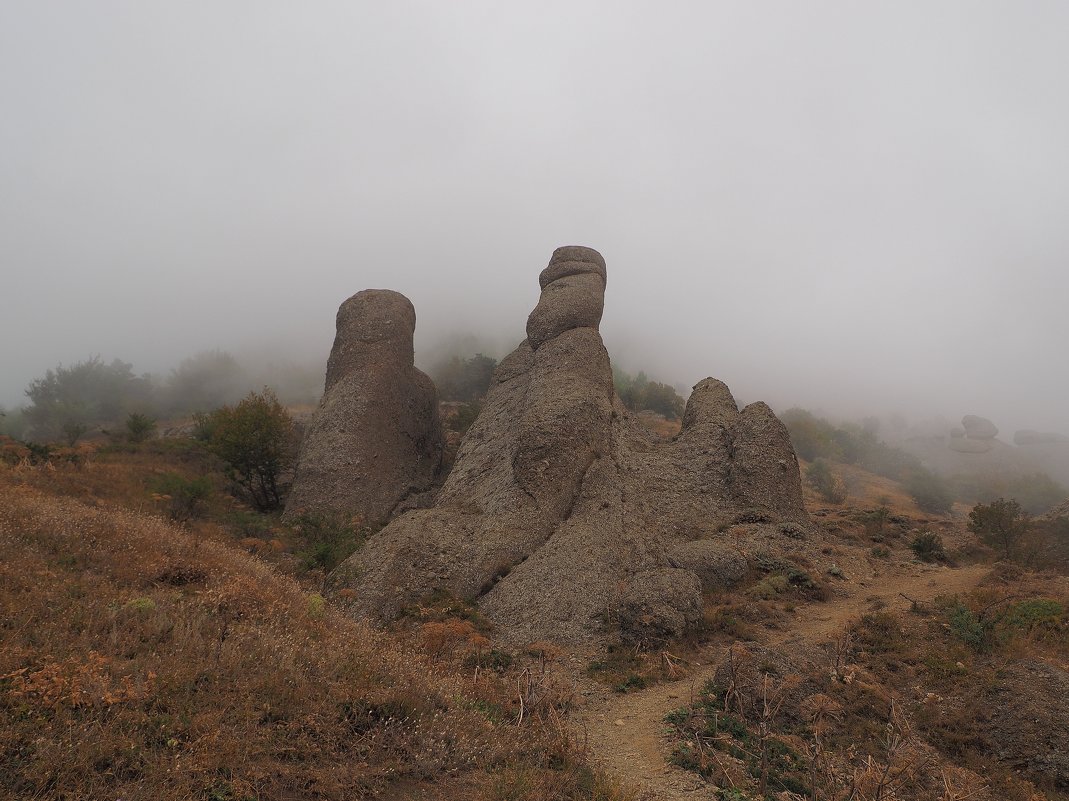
[284,289,442,524]
[962,415,998,441]
[333,247,808,644]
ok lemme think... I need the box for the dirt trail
[578,563,990,800]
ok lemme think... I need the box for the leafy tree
[23,356,154,440]
[968,498,1029,561]
[126,412,157,443]
[204,389,295,511]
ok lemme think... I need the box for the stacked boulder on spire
[290,246,809,644]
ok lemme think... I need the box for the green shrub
[862,506,891,539]
[910,531,946,563]
[1003,599,1065,633]
[126,412,157,443]
[203,389,296,511]
[968,498,1028,561]
[151,473,212,522]
[291,514,366,572]
[805,458,847,503]
[944,601,991,651]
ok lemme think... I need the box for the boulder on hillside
[1014,429,1069,447]
[962,415,999,440]
[284,289,443,525]
[986,661,1069,786]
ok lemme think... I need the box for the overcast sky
[2,2,1067,434]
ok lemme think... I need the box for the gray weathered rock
[962,415,999,440]
[618,569,704,645]
[666,539,749,591]
[284,290,443,524]
[1014,429,1069,447]
[986,661,1069,785]
[334,247,809,644]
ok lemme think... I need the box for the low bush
[805,458,848,503]
[149,472,212,522]
[290,514,367,572]
[125,412,156,443]
[910,531,946,563]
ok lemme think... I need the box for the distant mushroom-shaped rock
[962,415,999,440]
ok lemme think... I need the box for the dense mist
[3,2,1068,437]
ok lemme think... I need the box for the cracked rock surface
[334,247,808,644]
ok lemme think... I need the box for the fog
[2,2,1068,436]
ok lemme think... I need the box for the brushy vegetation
[783,408,959,514]
[0,476,631,800]
[909,531,947,563]
[125,411,157,443]
[612,368,685,420]
[200,389,296,511]
[432,353,498,403]
[967,498,1028,561]
[22,356,155,442]
[952,470,1067,516]
[805,458,848,504]
[149,472,213,522]
[10,351,322,444]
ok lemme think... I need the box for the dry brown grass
[0,476,629,801]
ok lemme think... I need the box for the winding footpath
[577,563,991,800]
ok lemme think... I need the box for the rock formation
[961,415,998,440]
[285,289,443,524]
[949,414,999,453]
[333,246,808,644]
[986,661,1069,785]
[1013,429,1069,447]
